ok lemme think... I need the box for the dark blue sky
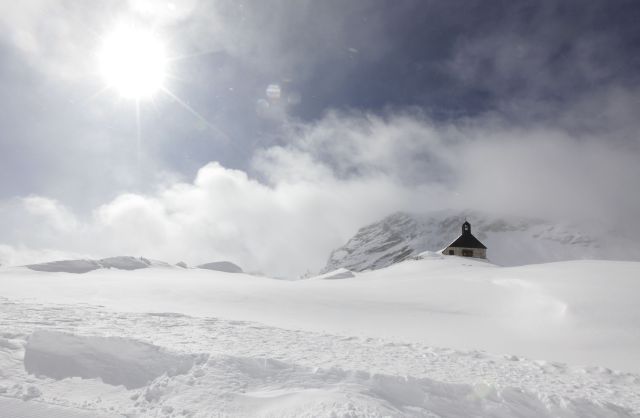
[1,0,639,206]
[220,0,640,119]
[148,0,640,184]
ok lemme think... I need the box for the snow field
[0,256,639,416]
[0,297,639,416]
[5,255,634,371]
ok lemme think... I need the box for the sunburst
[94,22,229,167]
[98,24,167,100]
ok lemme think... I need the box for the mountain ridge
[322,210,639,273]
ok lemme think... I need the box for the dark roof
[447,232,487,249]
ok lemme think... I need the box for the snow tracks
[0,298,639,417]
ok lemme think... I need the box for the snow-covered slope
[323,211,639,272]
[2,256,640,372]
[1,257,640,416]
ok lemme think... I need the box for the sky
[0,0,639,276]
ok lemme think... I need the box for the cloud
[0,1,111,80]
[1,110,638,276]
[23,195,79,232]
[451,124,640,222]
[0,161,430,277]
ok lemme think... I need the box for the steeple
[462,220,471,235]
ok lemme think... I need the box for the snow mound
[309,268,355,280]
[415,250,447,260]
[97,256,151,270]
[197,261,243,273]
[25,256,171,273]
[25,259,102,273]
[24,331,198,389]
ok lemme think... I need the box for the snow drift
[309,268,355,280]
[197,261,243,273]
[130,354,635,418]
[25,256,170,273]
[26,259,103,274]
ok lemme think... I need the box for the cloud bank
[1,110,638,277]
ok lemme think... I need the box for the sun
[98,25,167,100]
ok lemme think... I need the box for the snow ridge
[197,261,243,273]
[25,257,245,274]
[25,330,199,389]
[25,256,167,274]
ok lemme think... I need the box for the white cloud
[0,110,638,277]
[23,196,79,232]
[84,159,436,277]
